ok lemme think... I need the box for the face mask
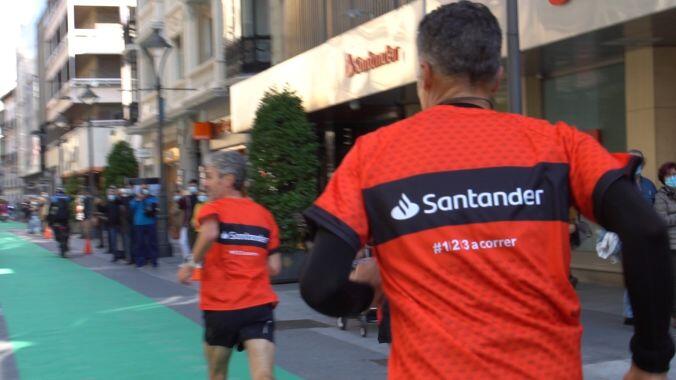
[173,195,181,202]
[107,195,115,201]
[142,189,150,195]
[666,176,676,188]
[198,195,208,203]
[188,186,198,194]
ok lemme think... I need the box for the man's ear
[420,60,434,91]
[490,66,504,94]
[221,174,236,188]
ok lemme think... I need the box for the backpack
[49,198,70,223]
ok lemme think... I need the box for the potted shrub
[248,88,319,283]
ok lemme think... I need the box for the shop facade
[230,0,676,284]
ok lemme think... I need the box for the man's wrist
[182,259,197,268]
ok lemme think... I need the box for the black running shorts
[203,304,274,350]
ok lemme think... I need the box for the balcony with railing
[71,25,126,55]
[46,78,123,121]
[225,35,272,77]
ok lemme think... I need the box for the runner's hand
[177,265,193,284]
[350,258,384,306]
[623,363,667,380]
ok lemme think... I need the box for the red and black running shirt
[197,197,280,311]
[305,105,633,379]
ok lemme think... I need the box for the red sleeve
[195,202,219,229]
[558,122,638,222]
[267,213,280,252]
[304,138,368,251]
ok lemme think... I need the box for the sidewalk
[8,226,676,379]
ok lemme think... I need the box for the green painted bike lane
[0,223,300,379]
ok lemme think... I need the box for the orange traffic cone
[191,265,202,281]
[44,227,53,239]
[84,238,92,255]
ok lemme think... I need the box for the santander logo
[390,194,420,221]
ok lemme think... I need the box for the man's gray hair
[417,1,502,84]
[209,151,247,190]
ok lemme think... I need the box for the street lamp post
[78,85,100,195]
[140,27,172,258]
[54,113,69,187]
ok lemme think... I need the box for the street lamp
[140,27,172,258]
[53,113,69,187]
[78,84,99,195]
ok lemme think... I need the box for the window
[235,0,271,73]
[172,36,184,79]
[198,14,213,63]
[544,64,626,152]
[242,0,270,37]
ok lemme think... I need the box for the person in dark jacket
[655,161,676,326]
[629,149,658,204]
[106,186,124,261]
[178,179,200,252]
[119,186,135,264]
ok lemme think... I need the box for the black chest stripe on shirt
[362,163,570,245]
[217,223,271,249]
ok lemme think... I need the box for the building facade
[0,89,24,203]
[128,0,274,193]
[37,0,137,192]
[16,51,44,195]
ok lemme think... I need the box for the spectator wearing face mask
[130,184,159,267]
[655,162,676,326]
[119,186,135,264]
[190,191,210,233]
[178,179,200,259]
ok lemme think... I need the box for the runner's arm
[599,178,674,373]
[300,228,373,317]
[190,217,219,264]
[268,253,281,276]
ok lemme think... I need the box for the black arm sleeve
[599,178,674,373]
[299,229,374,317]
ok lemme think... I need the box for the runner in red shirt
[177,151,281,380]
[300,2,673,379]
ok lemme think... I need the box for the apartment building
[130,0,271,190]
[16,50,44,195]
[37,0,137,192]
[0,89,23,203]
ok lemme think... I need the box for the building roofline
[0,88,16,102]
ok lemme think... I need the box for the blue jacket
[637,176,657,204]
[50,194,71,203]
[130,196,158,226]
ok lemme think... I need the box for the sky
[0,0,45,98]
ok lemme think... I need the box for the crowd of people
[14,181,209,265]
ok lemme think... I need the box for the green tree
[64,176,82,197]
[248,88,319,250]
[103,141,139,189]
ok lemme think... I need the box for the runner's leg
[203,343,231,380]
[243,339,275,380]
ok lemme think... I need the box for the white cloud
[0,0,44,97]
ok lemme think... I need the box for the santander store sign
[345,46,402,77]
